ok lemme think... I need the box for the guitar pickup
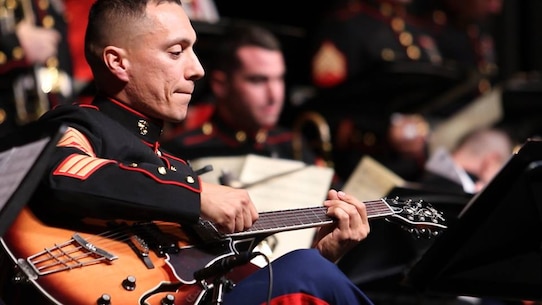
[128,234,154,269]
[134,222,180,257]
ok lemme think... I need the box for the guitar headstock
[383,197,447,239]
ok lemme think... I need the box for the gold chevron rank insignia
[53,154,115,180]
[57,127,96,157]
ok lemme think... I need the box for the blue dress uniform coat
[31,96,201,224]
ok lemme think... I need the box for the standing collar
[92,96,164,143]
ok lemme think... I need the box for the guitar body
[1,208,258,305]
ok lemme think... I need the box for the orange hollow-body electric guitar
[1,198,446,305]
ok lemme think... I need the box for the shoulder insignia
[53,154,115,179]
[311,41,347,88]
[57,127,96,157]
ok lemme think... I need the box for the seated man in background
[421,127,515,194]
[161,23,321,166]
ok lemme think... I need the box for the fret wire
[244,198,397,233]
[250,207,330,231]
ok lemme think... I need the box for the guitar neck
[227,199,394,238]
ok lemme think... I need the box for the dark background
[192,0,542,142]
[211,0,542,81]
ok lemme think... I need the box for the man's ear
[209,70,228,98]
[103,46,129,82]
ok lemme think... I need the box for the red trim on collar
[106,97,155,121]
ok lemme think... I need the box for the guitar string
[28,199,403,272]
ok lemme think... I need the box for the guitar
[0,198,446,305]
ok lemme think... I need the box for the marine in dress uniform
[308,0,457,181]
[0,96,373,305]
[0,0,74,137]
[31,96,202,224]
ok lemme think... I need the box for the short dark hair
[84,0,183,69]
[212,23,282,74]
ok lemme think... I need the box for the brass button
[202,122,213,135]
[156,150,162,157]
[170,166,177,172]
[399,32,413,47]
[12,47,24,60]
[255,130,267,143]
[381,48,395,61]
[235,131,246,142]
[158,166,167,175]
[390,18,405,32]
[130,163,138,167]
[406,45,421,60]
[186,176,195,184]
[42,15,55,29]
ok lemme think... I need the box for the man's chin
[168,112,188,123]
[261,122,277,129]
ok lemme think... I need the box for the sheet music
[0,138,49,209]
[429,87,503,154]
[238,155,333,210]
[343,155,405,201]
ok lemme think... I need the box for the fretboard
[227,199,394,238]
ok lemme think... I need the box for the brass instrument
[292,111,334,168]
[2,0,72,124]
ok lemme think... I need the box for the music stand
[405,138,542,302]
[0,122,65,237]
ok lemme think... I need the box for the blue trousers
[223,249,375,305]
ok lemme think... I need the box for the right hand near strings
[200,181,259,234]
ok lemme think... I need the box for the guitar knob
[122,275,137,291]
[97,293,111,305]
[161,294,175,305]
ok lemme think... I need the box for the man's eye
[247,76,266,83]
